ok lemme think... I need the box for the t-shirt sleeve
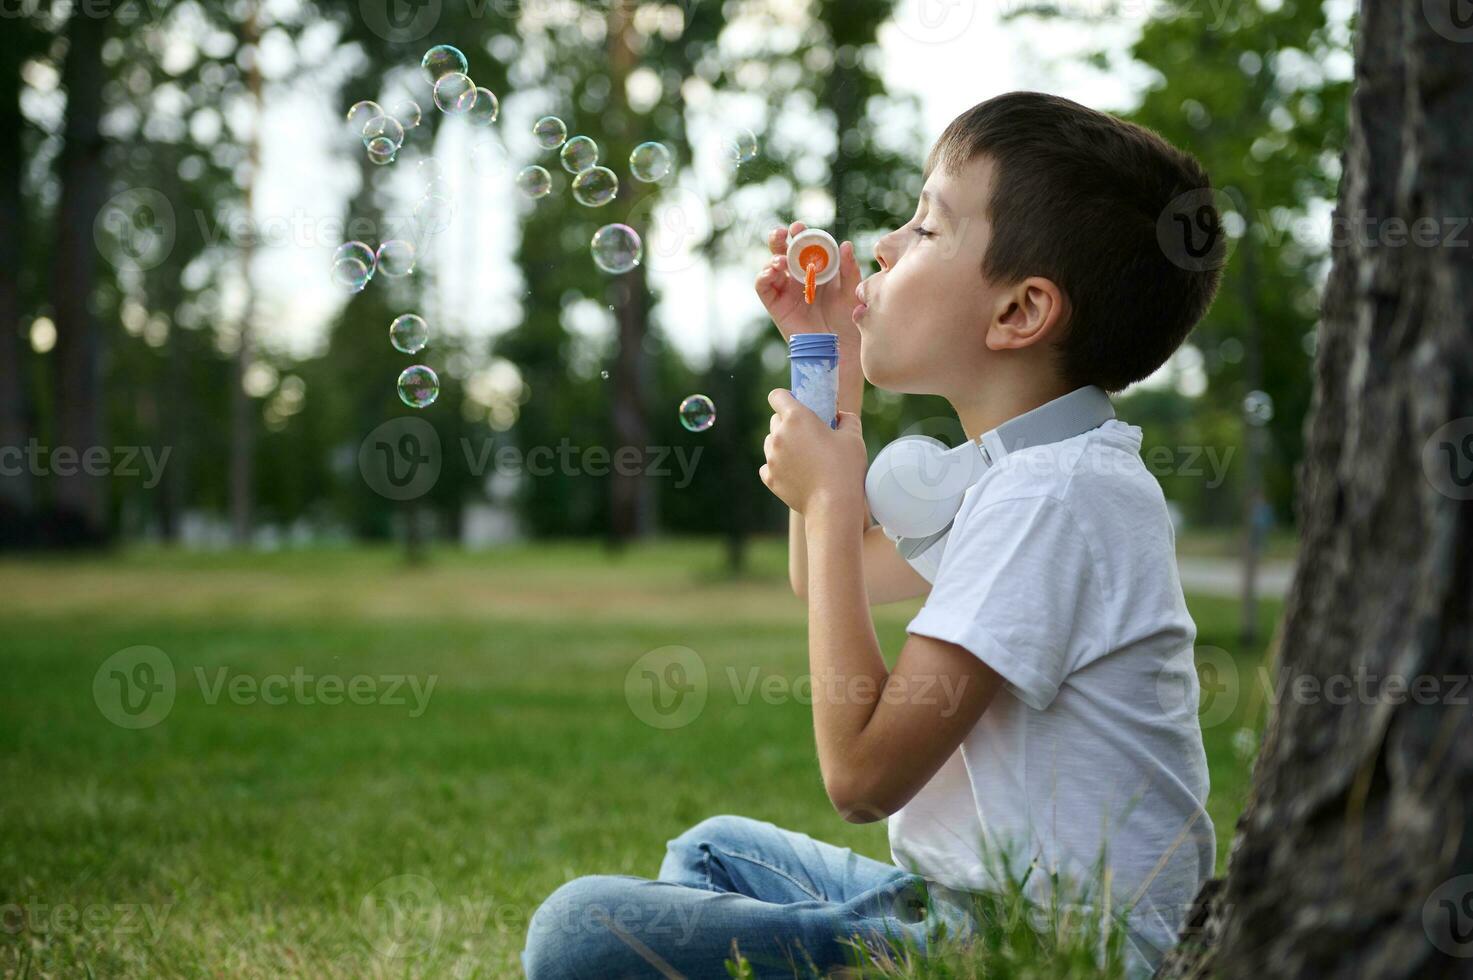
[905,493,1100,711]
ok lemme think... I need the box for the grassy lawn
[0,540,1281,978]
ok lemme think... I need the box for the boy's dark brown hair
[925,92,1225,393]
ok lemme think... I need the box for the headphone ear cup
[865,435,977,540]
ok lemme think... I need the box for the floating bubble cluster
[341,44,721,413]
[516,165,552,199]
[571,166,618,207]
[559,135,598,174]
[331,241,376,292]
[533,115,568,149]
[398,365,441,409]
[679,394,716,432]
[629,142,673,182]
[591,224,642,274]
[390,314,430,354]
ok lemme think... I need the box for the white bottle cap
[786,228,841,287]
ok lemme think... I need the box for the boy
[523,91,1221,979]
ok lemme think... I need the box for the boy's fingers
[789,220,806,238]
[767,387,800,416]
[768,225,787,255]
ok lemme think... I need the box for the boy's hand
[755,222,866,416]
[760,389,867,519]
[754,221,863,341]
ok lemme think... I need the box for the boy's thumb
[836,410,861,433]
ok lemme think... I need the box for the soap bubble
[629,142,673,182]
[1243,390,1274,426]
[390,314,430,354]
[415,195,453,236]
[591,223,642,274]
[571,166,618,207]
[366,143,397,166]
[724,128,759,166]
[516,165,552,199]
[331,241,376,292]
[376,239,416,277]
[394,99,422,129]
[559,135,598,174]
[398,365,440,409]
[362,115,405,155]
[421,45,468,84]
[346,100,383,137]
[533,115,567,149]
[418,158,442,183]
[423,176,452,200]
[466,87,499,125]
[679,394,716,432]
[433,73,477,114]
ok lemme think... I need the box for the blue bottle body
[788,333,840,428]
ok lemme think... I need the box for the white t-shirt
[889,418,1214,977]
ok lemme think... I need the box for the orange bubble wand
[786,229,840,306]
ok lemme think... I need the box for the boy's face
[855,154,1006,396]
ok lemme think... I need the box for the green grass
[0,540,1280,978]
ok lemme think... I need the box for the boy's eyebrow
[921,190,954,217]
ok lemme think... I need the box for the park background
[2,0,1352,975]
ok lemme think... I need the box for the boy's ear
[987,277,1067,351]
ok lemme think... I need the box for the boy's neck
[948,373,1078,443]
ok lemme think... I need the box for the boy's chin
[860,351,924,395]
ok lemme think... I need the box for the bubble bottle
[783,228,842,428]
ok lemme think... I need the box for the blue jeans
[520,814,978,979]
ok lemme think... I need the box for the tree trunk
[605,5,653,546]
[1159,2,1473,976]
[0,30,32,544]
[48,11,109,545]
[230,6,262,547]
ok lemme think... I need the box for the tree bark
[605,4,653,546]
[48,10,110,544]
[1159,1,1473,976]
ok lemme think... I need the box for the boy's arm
[788,513,933,606]
[803,500,1004,822]
[762,390,1000,823]
[785,358,932,606]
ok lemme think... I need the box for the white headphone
[864,385,1116,579]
